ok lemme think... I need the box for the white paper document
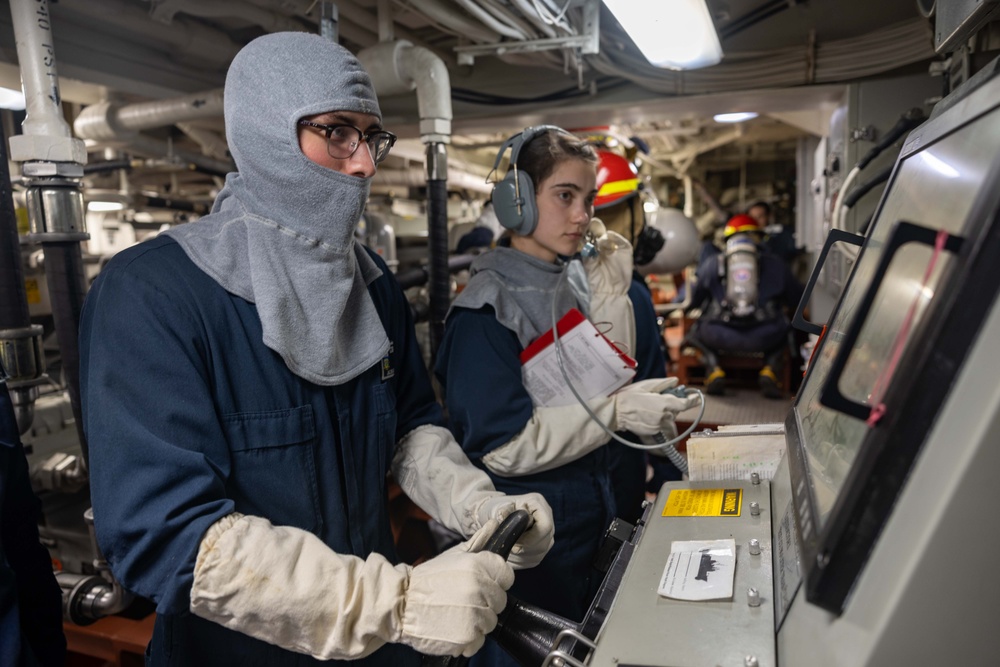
[657,539,737,601]
[520,309,635,408]
[686,432,786,482]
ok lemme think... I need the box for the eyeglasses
[298,120,397,164]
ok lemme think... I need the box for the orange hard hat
[724,213,762,238]
[594,150,640,209]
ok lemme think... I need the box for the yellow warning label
[25,278,41,305]
[662,488,743,517]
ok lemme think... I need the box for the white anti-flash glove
[481,378,697,476]
[613,378,700,435]
[190,513,514,660]
[583,220,637,354]
[473,494,554,570]
[391,425,554,569]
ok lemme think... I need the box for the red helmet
[594,150,640,209]
[724,213,762,238]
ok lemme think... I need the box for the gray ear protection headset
[490,125,570,236]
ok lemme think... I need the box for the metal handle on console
[540,628,598,667]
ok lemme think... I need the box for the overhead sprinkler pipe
[359,40,454,360]
[8,0,90,461]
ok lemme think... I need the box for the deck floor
[676,386,793,429]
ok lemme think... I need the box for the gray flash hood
[164,32,389,386]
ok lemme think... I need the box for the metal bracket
[455,0,600,65]
[849,125,877,143]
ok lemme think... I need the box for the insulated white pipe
[73,90,225,142]
[7,0,86,164]
[176,123,231,161]
[359,41,452,144]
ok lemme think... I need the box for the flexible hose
[42,242,90,467]
[856,109,926,171]
[842,164,894,209]
[426,177,450,361]
[549,263,704,470]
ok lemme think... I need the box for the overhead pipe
[407,0,501,43]
[81,130,235,177]
[73,89,225,142]
[176,122,231,161]
[126,135,234,176]
[53,0,241,67]
[373,166,492,195]
[481,0,544,40]
[359,39,453,361]
[7,0,90,466]
[148,0,311,33]
[454,0,529,40]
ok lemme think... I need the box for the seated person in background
[456,225,495,254]
[456,201,502,254]
[749,200,798,265]
[685,214,804,399]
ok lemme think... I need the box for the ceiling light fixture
[713,112,759,123]
[603,0,723,70]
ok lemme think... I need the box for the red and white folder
[520,308,636,408]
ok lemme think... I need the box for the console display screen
[794,107,1000,530]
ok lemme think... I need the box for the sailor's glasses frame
[298,120,397,164]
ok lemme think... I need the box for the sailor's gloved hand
[475,493,555,569]
[190,513,514,661]
[613,378,699,435]
[400,518,515,657]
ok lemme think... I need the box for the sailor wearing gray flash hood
[79,32,554,666]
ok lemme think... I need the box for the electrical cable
[718,0,793,41]
[584,18,934,97]
[529,0,572,26]
[547,245,705,472]
[842,164,894,209]
[451,78,628,106]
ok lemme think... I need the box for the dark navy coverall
[80,236,440,667]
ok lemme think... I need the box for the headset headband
[491,124,572,173]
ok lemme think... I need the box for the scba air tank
[724,234,759,317]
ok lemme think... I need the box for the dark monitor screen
[787,62,1000,612]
